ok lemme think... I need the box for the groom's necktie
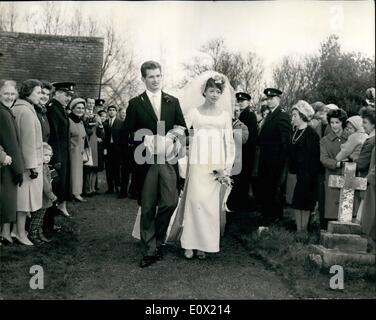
[110,118,114,143]
[151,94,160,121]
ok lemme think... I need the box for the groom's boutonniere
[211,169,233,187]
[163,94,172,103]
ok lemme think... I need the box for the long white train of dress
[168,108,235,252]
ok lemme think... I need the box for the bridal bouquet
[211,169,233,187]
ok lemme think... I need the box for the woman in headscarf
[68,98,88,202]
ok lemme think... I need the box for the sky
[5,1,376,88]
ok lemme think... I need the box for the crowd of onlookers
[0,77,375,248]
[0,79,137,247]
[227,88,375,242]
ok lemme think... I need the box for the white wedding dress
[178,108,235,253]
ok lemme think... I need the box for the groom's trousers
[140,163,179,256]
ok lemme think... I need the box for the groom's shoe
[155,247,164,261]
[139,255,157,268]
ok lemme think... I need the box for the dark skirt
[292,173,318,211]
[0,167,17,223]
[97,141,105,172]
[52,154,71,201]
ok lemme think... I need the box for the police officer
[45,82,75,232]
[227,92,258,211]
[258,88,292,224]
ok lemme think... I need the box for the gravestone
[328,162,367,222]
[310,163,375,268]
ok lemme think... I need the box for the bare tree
[0,3,7,31]
[182,38,227,81]
[272,54,320,110]
[39,1,64,35]
[217,51,243,89]
[0,2,19,32]
[201,38,227,70]
[8,3,18,32]
[67,8,84,36]
[24,11,39,33]
[99,24,140,106]
[182,38,265,104]
[86,16,100,37]
[239,53,264,92]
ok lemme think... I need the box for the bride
[167,71,235,260]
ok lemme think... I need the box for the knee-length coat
[46,98,71,201]
[0,103,24,223]
[288,125,320,211]
[320,131,348,219]
[12,99,43,212]
[69,115,86,196]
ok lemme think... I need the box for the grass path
[63,193,292,299]
[2,177,375,299]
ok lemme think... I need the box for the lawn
[229,209,376,299]
[1,180,375,300]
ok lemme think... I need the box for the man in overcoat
[45,82,74,231]
[103,105,123,194]
[258,88,292,224]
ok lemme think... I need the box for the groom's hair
[141,61,162,77]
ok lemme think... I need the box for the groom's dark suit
[123,91,186,257]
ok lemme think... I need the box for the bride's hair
[202,76,226,97]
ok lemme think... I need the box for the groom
[123,61,187,268]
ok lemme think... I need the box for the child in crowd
[28,143,57,244]
[336,115,368,162]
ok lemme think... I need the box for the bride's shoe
[73,195,87,203]
[184,249,194,259]
[196,250,206,260]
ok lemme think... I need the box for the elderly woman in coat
[320,108,348,229]
[1,145,14,245]
[0,145,12,221]
[69,98,88,202]
[288,101,320,232]
[12,79,43,246]
[0,80,24,245]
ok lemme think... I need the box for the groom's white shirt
[146,89,162,119]
[144,90,184,160]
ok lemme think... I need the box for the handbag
[83,147,93,166]
[83,136,93,166]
